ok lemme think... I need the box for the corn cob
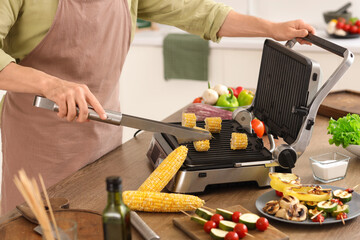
[204,117,222,133]
[230,132,248,150]
[138,145,188,192]
[182,112,197,128]
[192,127,210,152]
[123,191,205,212]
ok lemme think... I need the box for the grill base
[166,164,272,193]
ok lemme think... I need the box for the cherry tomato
[355,20,360,27]
[203,220,217,233]
[232,211,242,223]
[193,97,203,103]
[256,217,269,231]
[275,190,283,197]
[345,188,354,193]
[343,24,351,32]
[336,212,348,220]
[251,119,265,138]
[350,25,359,34]
[312,214,325,223]
[336,21,345,29]
[225,231,239,240]
[338,17,346,23]
[234,223,248,239]
[210,214,224,227]
[331,198,339,204]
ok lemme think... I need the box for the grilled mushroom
[263,200,280,215]
[279,195,299,209]
[285,203,308,222]
[275,208,287,219]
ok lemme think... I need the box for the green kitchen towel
[163,33,209,81]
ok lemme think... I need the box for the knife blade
[33,96,211,143]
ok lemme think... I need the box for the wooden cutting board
[318,90,360,120]
[0,209,103,240]
[173,205,289,240]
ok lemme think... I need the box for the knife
[33,96,211,143]
[130,211,160,240]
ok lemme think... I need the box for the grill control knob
[274,145,297,169]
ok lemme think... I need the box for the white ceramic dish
[346,145,360,157]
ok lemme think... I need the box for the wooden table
[1,107,360,239]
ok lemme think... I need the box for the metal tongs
[33,96,211,143]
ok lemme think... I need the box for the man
[0,0,314,215]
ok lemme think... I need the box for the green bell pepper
[215,88,239,111]
[237,89,254,106]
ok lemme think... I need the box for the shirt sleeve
[137,0,232,43]
[0,0,23,71]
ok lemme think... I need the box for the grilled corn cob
[182,112,197,128]
[230,132,248,150]
[193,127,210,152]
[123,191,205,212]
[138,145,188,192]
[204,117,222,133]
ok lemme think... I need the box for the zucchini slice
[308,208,328,218]
[331,204,350,217]
[306,201,318,209]
[218,220,237,231]
[195,208,213,220]
[317,200,338,213]
[333,189,352,203]
[190,216,207,225]
[216,208,233,221]
[239,213,259,230]
[210,228,228,240]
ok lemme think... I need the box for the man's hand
[43,78,107,122]
[271,19,316,45]
[0,62,107,123]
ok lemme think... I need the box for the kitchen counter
[1,106,360,239]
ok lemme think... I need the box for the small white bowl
[309,152,350,183]
[346,145,360,157]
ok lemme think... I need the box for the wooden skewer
[246,232,255,238]
[202,206,215,212]
[310,210,324,220]
[180,210,192,218]
[341,215,345,225]
[39,174,61,240]
[14,170,55,240]
[352,184,359,191]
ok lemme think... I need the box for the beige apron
[1,0,131,215]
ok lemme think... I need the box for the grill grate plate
[161,120,272,171]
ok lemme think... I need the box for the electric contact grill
[146,34,354,193]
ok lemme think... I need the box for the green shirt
[0,0,231,71]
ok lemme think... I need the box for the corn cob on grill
[204,117,222,133]
[192,127,211,152]
[230,132,248,150]
[182,113,197,128]
[123,191,204,212]
[138,145,188,192]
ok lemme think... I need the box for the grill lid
[253,39,315,145]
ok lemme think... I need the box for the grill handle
[285,33,347,57]
[285,34,354,161]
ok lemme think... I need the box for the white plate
[255,185,360,225]
[346,145,360,157]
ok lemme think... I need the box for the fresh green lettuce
[328,113,360,148]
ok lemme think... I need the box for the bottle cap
[106,176,122,192]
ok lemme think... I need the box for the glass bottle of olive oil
[103,176,131,240]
